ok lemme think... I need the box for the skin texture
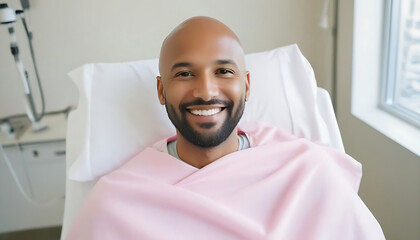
[157,16,250,168]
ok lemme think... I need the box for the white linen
[67,44,342,182]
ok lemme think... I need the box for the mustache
[179,99,233,110]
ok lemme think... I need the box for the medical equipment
[319,0,339,110]
[0,142,63,208]
[60,45,344,239]
[319,0,331,29]
[0,112,67,233]
[0,3,47,132]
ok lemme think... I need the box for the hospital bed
[60,44,344,239]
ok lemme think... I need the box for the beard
[165,97,245,148]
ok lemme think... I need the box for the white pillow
[68,44,330,182]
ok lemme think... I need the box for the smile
[189,108,222,116]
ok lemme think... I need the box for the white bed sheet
[60,45,344,239]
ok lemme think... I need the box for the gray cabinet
[0,140,66,233]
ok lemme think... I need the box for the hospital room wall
[336,1,420,240]
[0,0,334,118]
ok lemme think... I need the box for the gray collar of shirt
[167,134,250,160]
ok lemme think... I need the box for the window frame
[351,0,420,157]
[381,0,420,128]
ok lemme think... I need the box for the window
[382,0,420,127]
[351,0,420,156]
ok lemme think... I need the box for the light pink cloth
[67,123,384,240]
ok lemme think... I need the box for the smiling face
[157,17,250,148]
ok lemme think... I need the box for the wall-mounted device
[0,3,47,132]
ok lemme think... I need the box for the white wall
[337,1,420,239]
[0,0,334,118]
[4,0,419,238]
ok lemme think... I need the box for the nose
[192,71,219,101]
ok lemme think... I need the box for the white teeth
[190,108,222,116]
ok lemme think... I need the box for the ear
[157,76,165,105]
[245,71,250,101]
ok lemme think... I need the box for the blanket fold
[67,124,384,240]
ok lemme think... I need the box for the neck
[176,128,239,168]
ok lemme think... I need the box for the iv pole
[319,0,339,114]
[0,3,46,132]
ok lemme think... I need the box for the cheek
[223,81,246,100]
[163,83,190,107]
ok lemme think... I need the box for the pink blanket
[67,123,384,239]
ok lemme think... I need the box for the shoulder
[239,122,362,191]
[239,122,296,147]
[150,135,176,153]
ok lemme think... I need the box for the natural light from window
[352,0,420,157]
[382,0,420,127]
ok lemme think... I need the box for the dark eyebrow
[215,59,237,67]
[171,60,237,71]
[171,62,192,71]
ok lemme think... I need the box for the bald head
[163,16,242,47]
[158,16,246,79]
[156,17,250,153]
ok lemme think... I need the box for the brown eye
[216,69,234,75]
[175,71,193,77]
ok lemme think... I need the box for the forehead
[170,36,243,66]
[159,24,245,75]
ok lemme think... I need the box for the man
[156,16,250,168]
[67,17,385,239]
